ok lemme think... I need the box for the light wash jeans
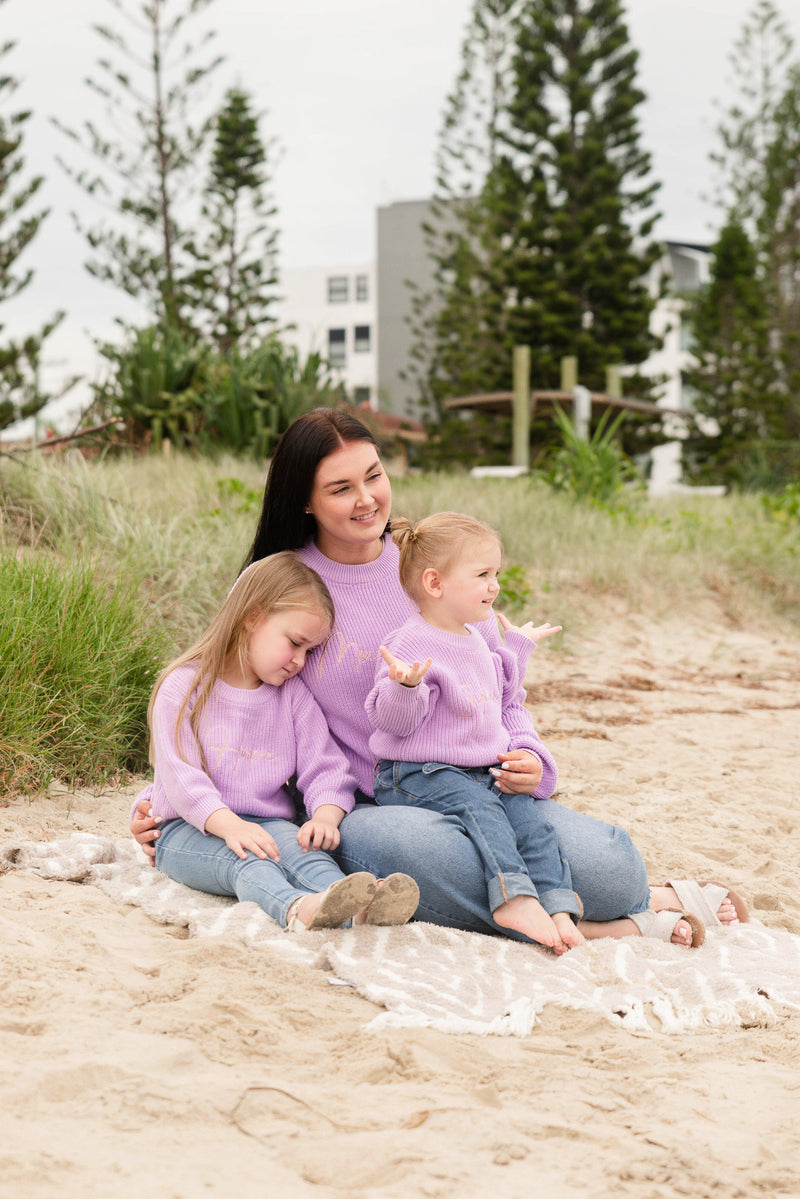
[335,793,650,943]
[155,816,349,928]
[374,760,580,919]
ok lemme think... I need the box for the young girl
[365,513,586,955]
[138,551,418,932]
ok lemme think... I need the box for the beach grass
[1,449,798,792]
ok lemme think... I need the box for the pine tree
[185,87,279,354]
[760,63,800,448]
[412,0,662,464]
[408,1,519,414]
[0,10,62,432]
[54,0,223,329]
[711,0,794,227]
[501,0,661,391]
[690,1,800,486]
[684,221,778,486]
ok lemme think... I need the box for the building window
[328,327,346,368]
[354,324,371,353]
[355,274,369,302]
[353,387,371,406]
[327,275,349,303]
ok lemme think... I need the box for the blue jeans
[335,795,650,943]
[155,816,349,928]
[374,760,579,919]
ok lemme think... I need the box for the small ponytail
[390,516,416,549]
[395,511,500,603]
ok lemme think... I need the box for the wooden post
[560,355,577,392]
[512,345,531,469]
[606,364,622,400]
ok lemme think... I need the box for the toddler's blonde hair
[391,511,501,603]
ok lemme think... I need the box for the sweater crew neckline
[301,535,397,585]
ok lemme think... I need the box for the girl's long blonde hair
[149,552,334,769]
[391,512,501,603]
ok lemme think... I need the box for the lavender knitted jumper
[141,664,358,831]
[366,613,557,794]
[298,537,557,797]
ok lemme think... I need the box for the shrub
[203,339,340,457]
[91,323,341,456]
[545,406,644,507]
[93,324,207,449]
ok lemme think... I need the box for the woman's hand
[297,804,345,852]
[380,645,432,688]
[497,613,562,644]
[131,798,161,866]
[490,749,544,794]
[204,810,280,861]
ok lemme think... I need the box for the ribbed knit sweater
[297,537,557,798]
[366,612,557,794]
[141,664,358,832]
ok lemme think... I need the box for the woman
[134,408,747,944]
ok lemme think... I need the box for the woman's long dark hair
[241,407,381,569]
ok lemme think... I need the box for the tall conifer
[684,221,778,486]
[691,0,800,485]
[0,7,62,431]
[185,87,279,354]
[415,0,661,429]
[54,0,223,329]
[500,0,661,390]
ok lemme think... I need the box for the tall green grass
[0,552,170,793]
[1,449,798,793]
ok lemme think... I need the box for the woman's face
[307,440,392,563]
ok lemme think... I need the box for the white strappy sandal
[629,908,705,948]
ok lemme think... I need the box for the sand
[2,606,800,1199]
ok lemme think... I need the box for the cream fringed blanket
[4,832,800,1037]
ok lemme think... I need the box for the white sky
[3,0,799,430]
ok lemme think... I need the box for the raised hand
[497,612,563,644]
[379,644,433,688]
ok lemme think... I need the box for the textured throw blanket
[4,832,800,1037]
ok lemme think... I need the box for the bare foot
[493,895,566,954]
[667,918,695,947]
[649,885,739,926]
[578,915,695,946]
[552,911,586,949]
[292,892,322,927]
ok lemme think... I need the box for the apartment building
[275,262,377,407]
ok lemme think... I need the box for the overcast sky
[3,0,800,430]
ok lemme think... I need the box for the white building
[638,242,711,493]
[276,263,377,407]
[274,207,712,491]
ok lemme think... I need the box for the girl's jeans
[335,794,650,943]
[374,760,580,919]
[155,816,348,928]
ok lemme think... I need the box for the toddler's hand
[297,818,341,853]
[497,612,562,644]
[380,645,432,688]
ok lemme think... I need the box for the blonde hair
[149,552,334,769]
[391,512,501,603]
